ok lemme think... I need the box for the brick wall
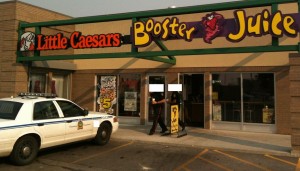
[0,1,73,97]
[289,54,300,156]
[71,72,95,110]
[276,67,291,134]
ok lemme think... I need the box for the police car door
[33,100,65,147]
[55,100,93,142]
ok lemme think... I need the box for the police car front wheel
[9,136,39,166]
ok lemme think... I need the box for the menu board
[213,104,222,121]
[124,92,137,111]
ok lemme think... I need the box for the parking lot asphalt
[112,124,293,157]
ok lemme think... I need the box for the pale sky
[0,0,238,17]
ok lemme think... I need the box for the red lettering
[35,32,121,50]
[70,31,80,49]
[78,36,85,48]
[113,34,121,46]
[99,34,107,47]
[92,35,98,48]
[37,35,46,50]
[61,37,68,49]
[85,35,93,48]
[106,34,114,46]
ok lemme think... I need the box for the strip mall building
[1,0,300,156]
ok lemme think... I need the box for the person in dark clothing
[170,91,185,131]
[149,92,168,135]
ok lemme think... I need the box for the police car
[0,93,118,165]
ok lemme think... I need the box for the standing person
[170,91,185,131]
[149,92,168,135]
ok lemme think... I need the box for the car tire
[9,136,39,166]
[94,122,112,145]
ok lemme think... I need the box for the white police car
[0,93,118,165]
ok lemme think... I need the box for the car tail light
[113,116,118,123]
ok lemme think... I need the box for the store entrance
[180,74,204,128]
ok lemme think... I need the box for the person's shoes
[160,129,168,133]
[182,124,185,131]
[148,131,154,135]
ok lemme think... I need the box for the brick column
[140,73,147,125]
[289,54,300,157]
[204,72,211,129]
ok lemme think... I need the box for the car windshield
[0,101,23,120]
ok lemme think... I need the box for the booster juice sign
[20,31,121,51]
[132,9,300,47]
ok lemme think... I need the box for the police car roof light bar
[18,92,57,98]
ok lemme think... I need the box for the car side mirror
[83,109,89,116]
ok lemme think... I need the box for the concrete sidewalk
[112,124,292,157]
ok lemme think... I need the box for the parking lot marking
[71,141,134,164]
[198,157,232,171]
[173,149,209,171]
[214,150,271,171]
[296,158,300,171]
[182,166,191,171]
[264,154,297,166]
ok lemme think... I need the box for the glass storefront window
[29,74,46,93]
[243,73,274,124]
[96,74,141,117]
[212,73,241,122]
[212,73,275,124]
[118,74,141,117]
[29,74,69,98]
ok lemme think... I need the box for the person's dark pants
[150,113,167,133]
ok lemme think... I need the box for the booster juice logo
[132,10,299,46]
[20,31,122,51]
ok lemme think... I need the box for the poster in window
[97,76,117,114]
[262,106,274,124]
[124,92,137,111]
[213,104,222,121]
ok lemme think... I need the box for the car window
[56,100,84,117]
[0,101,23,120]
[33,101,59,120]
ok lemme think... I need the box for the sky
[0,0,238,17]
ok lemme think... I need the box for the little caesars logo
[20,32,35,51]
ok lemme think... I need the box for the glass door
[180,74,204,127]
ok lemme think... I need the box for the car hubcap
[101,130,107,138]
[22,146,31,157]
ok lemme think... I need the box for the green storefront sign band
[17,0,300,64]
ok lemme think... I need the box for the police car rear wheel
[9,136,39,166]
[94,122,111,145]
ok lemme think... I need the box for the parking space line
[214,150,271,171]
[264,154,297,166]
[296,158,300,171]
[173,149,209,171]
[198,157,232,171]
[71,141,134,164]
[182,166,191,171]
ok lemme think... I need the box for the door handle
[66,120,72,123]
[37,123,44,126]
